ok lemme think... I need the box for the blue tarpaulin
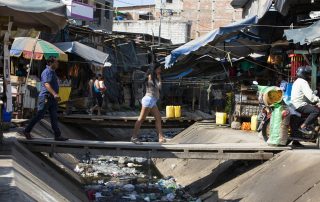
[165,68,193,80]
[284,20,320,45]
[165,16,258,68]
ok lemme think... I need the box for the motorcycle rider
[291,66,320,136]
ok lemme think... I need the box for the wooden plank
[58,116,194,128]
[59,114,195,121]
[17,136,289,160]
[18,138,290,151]
[22,144,276,160]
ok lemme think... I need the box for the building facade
[155,0,242,39]
[113,0,241,44]
[61,0,114,32]
[113,4,190,44]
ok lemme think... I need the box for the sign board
[62,0,94,21]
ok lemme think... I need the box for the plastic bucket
[216,112,227,124]
[174,106,181,118]
[166,106,175,118]
[2,110,12,122]
[251,115,258,131]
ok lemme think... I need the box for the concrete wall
[155,0,183,13]
[117,5,156,20]
[114,0,241,42]
[113,20,190,44]
[92,0,114,32]
[154,0,242,39]
[182,0,242,38]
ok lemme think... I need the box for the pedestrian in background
[89,74,106,115]
[131,63,165,144]
[87,74,96,114]
[23,57,68,141]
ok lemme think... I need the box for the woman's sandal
[131,137,143,145]
[159,138,166,143]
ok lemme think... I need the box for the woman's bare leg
[151,106,165,141]
[132,107,151,139]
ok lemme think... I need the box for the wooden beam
[312,53,317,90]
[58,114,198,128]
[18,139,290,160]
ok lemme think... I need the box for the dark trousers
[95,92,103,107]
[25,96,61,137]
[297,104,320,126]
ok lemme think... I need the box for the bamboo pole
[22,32,40,117]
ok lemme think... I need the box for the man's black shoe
[299,127,313,135]
[292,140,304,148]
[54,136,68,141]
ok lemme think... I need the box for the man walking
[23,57,68,141]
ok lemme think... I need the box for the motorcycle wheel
[261,119,270,142]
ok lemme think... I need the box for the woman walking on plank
[131,63,166,144]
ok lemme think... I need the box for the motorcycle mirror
[253,81,258,85]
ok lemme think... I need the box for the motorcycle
[253,81,320,148]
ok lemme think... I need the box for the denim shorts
[141,95,158,108]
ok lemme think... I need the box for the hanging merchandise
[289,54,307,79]
[239,61,253,76]
[267,55,283,65]
[69,64,80,77]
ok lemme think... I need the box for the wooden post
[192,87,195,111]
[3,19,13,113]
[311,53,317,90]
[22,32,40,117]
[0,100,3,143]
[198,86,201,110]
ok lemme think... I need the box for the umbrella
[0,0,67,33]
[10,37,68,62]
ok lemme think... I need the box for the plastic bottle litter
[78,155,201,201]
[123,184,135,192]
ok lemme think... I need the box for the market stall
[0,0,67,121]
[55,41,110,112]
[9,37,68,117]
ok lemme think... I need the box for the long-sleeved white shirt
[291,78,319,109]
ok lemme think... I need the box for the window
[94,3,101,25]
[166,0,172,3]
[105,2,111,19]
[74,0,88,3]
